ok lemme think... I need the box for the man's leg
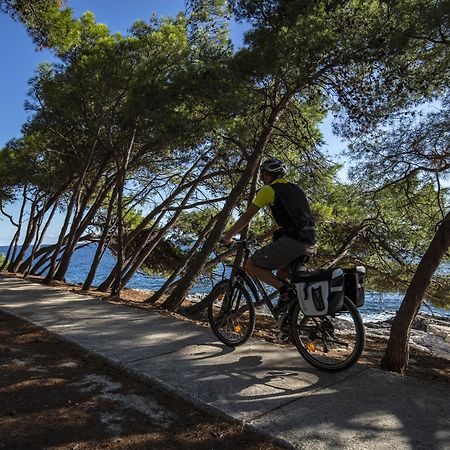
[246,260,284,290]
[247,237,314,291]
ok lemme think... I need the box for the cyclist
[221,158,317,310]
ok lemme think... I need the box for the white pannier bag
[294,268,344,316]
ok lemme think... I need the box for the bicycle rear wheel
[291,297,365,371]
[208,280,255,347]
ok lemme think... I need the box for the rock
[364,313,450,361]
[427,324,450,341]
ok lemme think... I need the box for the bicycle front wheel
[291,297,365,371]
[207,280,255,347]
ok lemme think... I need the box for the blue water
[1,245,449,322]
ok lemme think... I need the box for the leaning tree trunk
[380,211,450,373]
[96,157,225,293]
[82,184,119,291]
[54,174,116,283]
[160,159,258,311]
[147,213,218,304]
[23,211,44,279]
[153,247,236,303]
[96,210,166,292]
[44,175,84,283]
[22,199,59,277]
[111,168,127,297]
[22,242,60,275]
[110,131,135,297]
[160,95,289,312]
[118,156,220,290]
[0,185,27,272]
[181,169,259,315]
[8,195,39,272]
[9,184,65,274]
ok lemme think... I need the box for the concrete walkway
[1,275,449,449]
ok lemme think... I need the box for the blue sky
[0,0,346,245]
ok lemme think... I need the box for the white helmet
[260,158,286,177]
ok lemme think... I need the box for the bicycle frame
[227,241,280,317]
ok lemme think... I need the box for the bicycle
[207,239,365,372]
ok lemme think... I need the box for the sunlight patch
[72,373,176,428]
[350,412,403,431]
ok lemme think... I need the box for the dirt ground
[0,310,284,450]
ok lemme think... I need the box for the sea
[1,244,449,323]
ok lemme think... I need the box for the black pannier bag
[292,268,345,316]
[343,266,366,307]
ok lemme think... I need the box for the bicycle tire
[291,296,365,371]
[207,280,255,347]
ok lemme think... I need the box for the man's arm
[221,203,260,243]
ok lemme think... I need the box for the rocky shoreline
[365,314,450,361]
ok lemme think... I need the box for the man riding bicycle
[221,158,317,309]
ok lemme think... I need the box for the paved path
[1,276,449,449]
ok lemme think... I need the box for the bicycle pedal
[277,330,291,343]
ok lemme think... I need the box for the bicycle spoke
[291,297,365,371]
[208,281,255,347]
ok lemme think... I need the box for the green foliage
[140,238,185,276]
[231,0,449,134]
[317,175,450,307]
[169,209,218,247]
[348,95,450,189]
[1,0,80,52]
[345,88,449,308]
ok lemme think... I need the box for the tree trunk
[119,190,201,289]
[118,156,220,290]
[21,199,59,276]
[96,211,166,292]
[147,213,218,304]
[23,211,44,279]
[44,182,81,283]
[1,186,28,271]
[120,154,213,248]
[82,184,118,291]
[157,248,237,299]
[96,158,219,293]
[380,211,450,373]
[162,142,271,308]
[181,169,259,315]
[53,174,116,281]
[160,170,253,311]
[111,167,126,297]
[9,183,66,273]
[23,242,59,275]
[8,196,39,272]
